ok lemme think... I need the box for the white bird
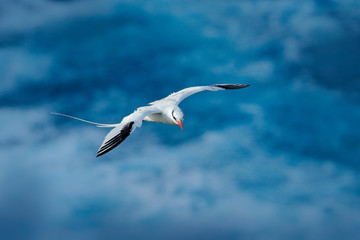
[51,84,250,157]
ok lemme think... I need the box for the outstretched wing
[151,84,250,105]
[96,107,162,157]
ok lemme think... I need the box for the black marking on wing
[210,84,250,90]
[96,121,134,157]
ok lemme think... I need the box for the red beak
[177,120,183,130]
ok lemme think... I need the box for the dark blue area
[1,0,360,240]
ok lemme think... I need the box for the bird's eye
[172,110,176,120]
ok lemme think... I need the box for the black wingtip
[211,84,250,90]
[96,121,134,157]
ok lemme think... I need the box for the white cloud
[2,106,359,239]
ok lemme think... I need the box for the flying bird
[52,84,250,157]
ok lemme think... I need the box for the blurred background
[1,0,360,239]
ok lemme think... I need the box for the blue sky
[1,0,360,239]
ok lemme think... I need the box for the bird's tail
[50,112,119,128]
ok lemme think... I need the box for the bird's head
[171,107,184,130]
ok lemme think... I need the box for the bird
[51,84,250,157]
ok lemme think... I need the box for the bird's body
[144,111,176,125]
[52,84,249,157]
